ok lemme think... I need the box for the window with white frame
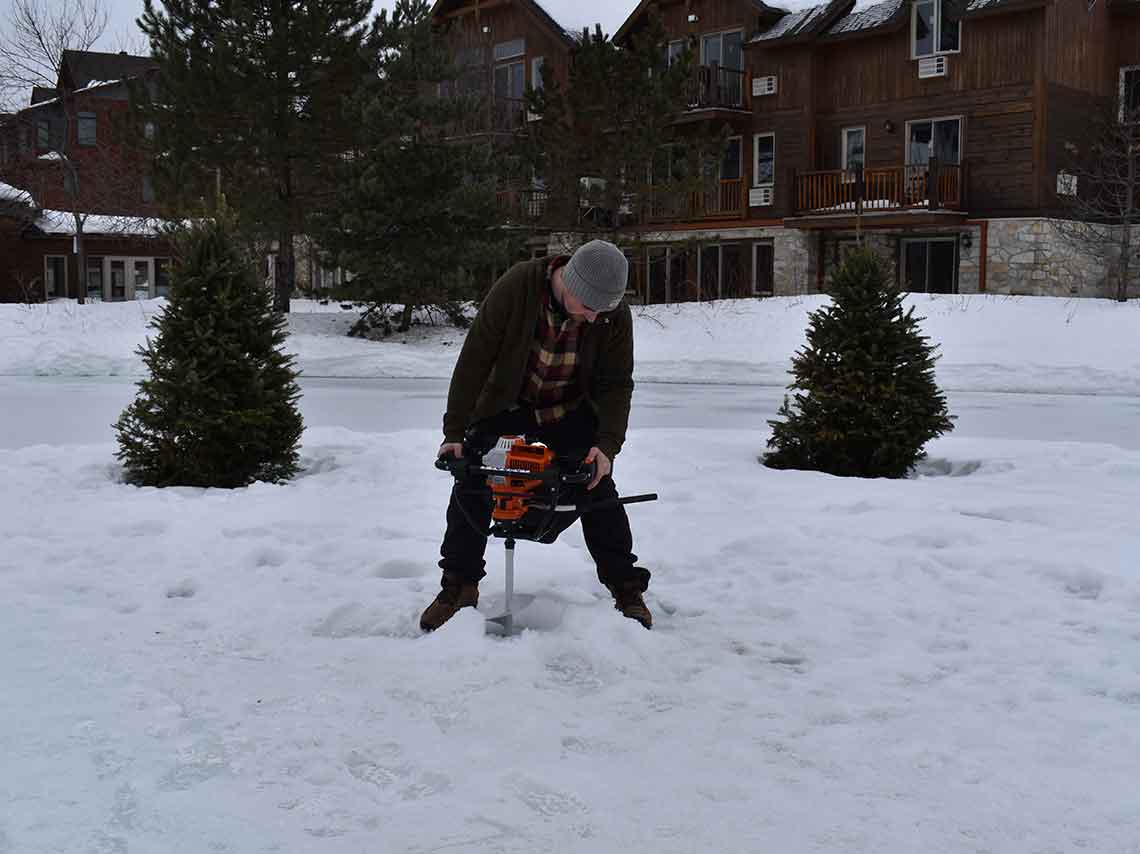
[493,38,525,61]
[753,133,775,186]
[531,56,545,90]
[77,112,97,146]
[1120,66,1140,124]
[906,117,961,165]
[667,40,686,67]
[842,126,866,172]
[701,30,743,70]
[912,0,960,58]
[36,119,50,149]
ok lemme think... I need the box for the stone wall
[984,218,1130,299]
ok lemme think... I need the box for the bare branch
[0,0,109,108]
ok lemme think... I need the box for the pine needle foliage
[764,247,954,478]
[115,214,304,487]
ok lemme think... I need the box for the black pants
[438,404,650,591]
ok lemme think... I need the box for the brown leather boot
[606,582,652,630]
[420,576,479,632]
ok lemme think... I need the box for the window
[698,243,746,300]
[701,30,743,105]
[902,238,958,293]
[1120,66,1140,124]
[531,56,545,90]
[753,133,775,186]
[155,258,170,298]
[701,30,743,70]
[77,112,97,146]
[36,119,50,149]
[142,174,155,203]
[722,136,742,181]
[842,127,866,172]
[86,257,104,300]
[493,38,525,61]
[912,0,960,58]
[44,256,66,299]
[144,121,156,140]
[63,171,76,195]
[667,40,685,67]
[753,242,774,296]
[907,117,961,165]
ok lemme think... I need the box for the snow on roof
[33,209,169,237]
[752,3,830,41]
[0,181,35,207]
[826,0,906,35]
[37,151,64,161]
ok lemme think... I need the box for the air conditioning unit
[918,55,948,79]
[750,185,774,207]
[752,75,778,97]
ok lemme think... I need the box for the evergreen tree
[764,248,954,478]
[115,213,304,488]
[515,16,721,238]
[309,0,516,334]
[136,0,372,312]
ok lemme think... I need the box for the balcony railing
[793,161,966,215]
[686,65,746,110]
[648,178,747,222]
[448,96,527,137]
[496,187,548,222]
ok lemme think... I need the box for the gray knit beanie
[561,240,629,312]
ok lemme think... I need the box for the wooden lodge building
[443,0,1140,300]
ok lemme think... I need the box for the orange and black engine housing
[490,439,556,522]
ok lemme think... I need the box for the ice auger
[435,431,657,635]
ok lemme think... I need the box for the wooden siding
[1046,0,1113,95]
[625,0,758,48]
[811,11,1039,112]
[440,0,571,94]
[1113,15,1140,68]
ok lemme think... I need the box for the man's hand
[438,442,465,459]
[584,447,611,491]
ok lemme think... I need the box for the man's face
[552,266,600,323]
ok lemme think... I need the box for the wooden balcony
[647,178,747,222]
[793,161,967,216]
[685,65,747,111]
[448,96,528,138]
[496,187,547,222]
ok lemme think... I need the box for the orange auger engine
[435,433,659,635]
[485,437,557,522]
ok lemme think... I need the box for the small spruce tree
[764,247,954,478]
[115,214,304,488]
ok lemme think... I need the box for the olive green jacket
[443,258,635,459]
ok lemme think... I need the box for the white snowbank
[2,294,1139,394]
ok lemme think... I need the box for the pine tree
[515,15,721,237]
[310,0,516,333]
[136,0,372,312]
[115,213,304,488]
[764,248,954,478]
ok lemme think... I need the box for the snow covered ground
[1,297,1139,853]
[3,294,1139,394]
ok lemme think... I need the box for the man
[422,239,652,632]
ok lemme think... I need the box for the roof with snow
[0,181,36,208]
[31,210,168,238]
[615,0,790,45]
[60,50,157,92]
[753,0,1043,45]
